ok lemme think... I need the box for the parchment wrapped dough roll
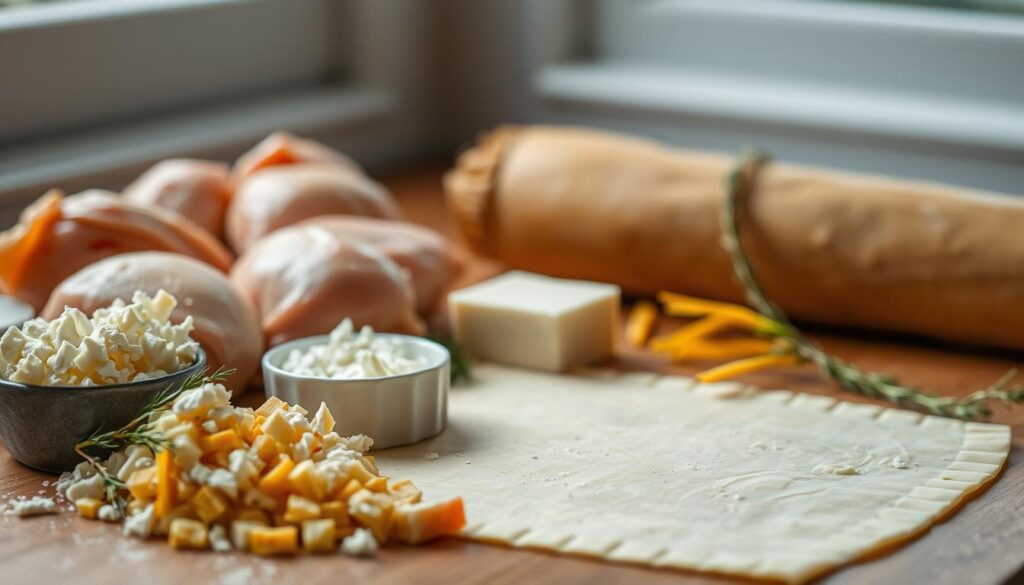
[446,126,1024,351]
[42,252,263,393]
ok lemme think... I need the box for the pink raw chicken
[124,159,233,239]
[42,252,263,393]
[230,222,425,347]
[0,190,233,312]
[225,164,401,254]
[294,216,465,315]
[232,131,360,181]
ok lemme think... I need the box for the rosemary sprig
[721,149,1024,420]
[73,366,235,509]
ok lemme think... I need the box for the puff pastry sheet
[376,365,1010,583]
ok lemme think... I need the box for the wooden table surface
[2,167,1023,585]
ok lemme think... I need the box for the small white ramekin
[261,334,450,450]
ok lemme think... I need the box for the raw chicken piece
[230,223,425,347]
[124,159,233,238]
[226,163,401,253]
[0,190,233,312]
[232,131,359,180]
[42,252,263,393]
[294,216,465,315]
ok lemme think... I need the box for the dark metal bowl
[0,349,206,472]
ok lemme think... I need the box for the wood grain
[1,166,1022,585]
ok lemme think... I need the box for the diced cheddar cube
[262,410,295,446]
[168,518,208,550]
[127,466,158,501]
[230,520,268,551]
[74,497,103,519]
[273,513,300,528]
[302,519,336,553]
[155,504,197,536]
[250,435,279,463]
[154,449,179,519]
[348,490,393,543]
[171,434,202,470]
[364,476,388,493]
[232,508,270,524]
[319,501,351,527]
[126,498,149,518]
[164,422,199,442]
[392,497,466,544]
[249,526,298,556]
[345,459,376,483]
[255,396,287,418]
[242,488,280,512]
[338,479,363,501]
[200,429,243,453]
[283,494,321,524]
[389,479,422,504]
[288,460,326,502]
[257,455,295,498]
[177,479,197,502]
[191,485,229,524]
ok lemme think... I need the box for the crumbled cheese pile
[51,385,465,556]
[0,290,198,386]
[8,496,57,517]
[281,318,427,379]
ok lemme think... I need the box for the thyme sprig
[721,149,1024,420]
[73,366,235,510]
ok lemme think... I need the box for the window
[521,0,1024,192]
[0,0,431,215]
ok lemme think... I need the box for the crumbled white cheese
[172,383,231,419]
[208,469,239,499]
[98,504,122,522]
[280,318,427,379]
[12,496,56,517]
[209,524,233,552]
[340,527,379,557]
[64,474,106,502]
[123,504,154,539]
[115,445,154,482]
[343,434,374,454]
[0,290,198,386]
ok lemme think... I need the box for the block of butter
[448,271,620,372]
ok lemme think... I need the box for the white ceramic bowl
[261,334,450,450]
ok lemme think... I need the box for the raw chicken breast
[226,163,401,253]
[0,190,233,312]
[230,222,424,347]
[233,131,359,180]
[124,159,233,238]
[294,216,465,314]
[42,252,263,393]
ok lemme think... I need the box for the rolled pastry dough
[376,365,1009,584]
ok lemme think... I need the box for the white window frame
[494,0,1024,193]
[0,0,433,216]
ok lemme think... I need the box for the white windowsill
[0,84,395,203]
[535,63,1024,155]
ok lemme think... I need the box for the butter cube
[449,271,620,372]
